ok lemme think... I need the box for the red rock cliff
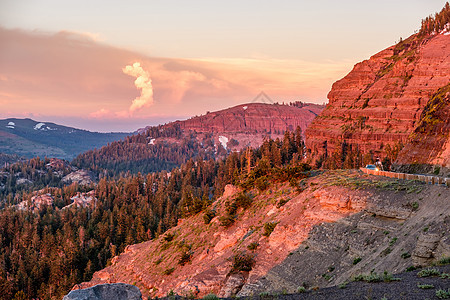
[305,31,450,165]
[174,102,324,135]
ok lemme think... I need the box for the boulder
[63,283,142,300]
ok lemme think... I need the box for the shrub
[276,198,290,208]
[353,270,400,283]
[202,293,219,300]
[296,286,306,293]
[338,282,347,289]
[230,252,255,273]
[255,176,269,191]
[406,266,417,272]
[438,257,450,265]
[178,251,192,266]
[436,288,450,299]
[401,252,411,259]
[417,268,441,277]
[247,242,259,251]
[353,257,362,265]
[417,283,434,289]
[234,192,253,209]
[163,232,175,242]
[263,222,278,237]
[163,267,175,275]
[203,209,216,224]
[219,215,235,227]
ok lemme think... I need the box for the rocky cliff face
[305,31,450,166]
[75,170,449,298]
[395,83,450,172]
[145,102,324,151]
[174,103,323,135]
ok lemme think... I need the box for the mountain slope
[76,170,449,298]
[305,25,450,169]
[74,102,324,175]
[0,118,129,160]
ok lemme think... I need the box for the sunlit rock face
[306,33,450,164]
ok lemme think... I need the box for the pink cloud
[0,27,353,131]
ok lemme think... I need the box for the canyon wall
[305,32,450,166]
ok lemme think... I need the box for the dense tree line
[0,129,308,300]
[420,2,450,35]
[72,124,217,176]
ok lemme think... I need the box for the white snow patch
[6,126,14,129]
[34,122,46,130]
[243,106,248,110]
[7,122,15,126]
[148,138,156,145]
[219,136,228,149]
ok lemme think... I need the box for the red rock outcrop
[395,83,450,167]
[174,103,323,135]
[305,31,450,165]
[143,102,324,151]
[75,175,367,298]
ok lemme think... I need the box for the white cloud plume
[122,62,154,114]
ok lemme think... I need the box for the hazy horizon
[1,0,447,132]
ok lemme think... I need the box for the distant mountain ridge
[74,102,325,175]
[0,118,130,160]
[141,102,324,150]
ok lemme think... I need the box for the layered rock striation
[173,103,324,135]
[305,31,450,165]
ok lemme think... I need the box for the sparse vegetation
[353,257,362,265]
[230,252,255,273]
[437,257,450,265]
[406,266,417,272]
[219,214,235,227]
[417,268,441,277]
[163,267,175,275]
[178,250,192,266]
[202,293,219,300]
[353,271,401,283]
[389,237,398,246]
[247,242,259,251]
[401,252,411,259]
[296,286,306,293]
[203,209,216,224]
[263,222,278,237]
[276,197,290,208]
[417,283,434,289]
[338,282,348,289]
[436,288,450,299]
[163,232,176,242]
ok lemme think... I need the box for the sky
[0,0,447,132]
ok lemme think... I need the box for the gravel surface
[252,265,450,300]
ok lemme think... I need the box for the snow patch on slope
[34,123,46,130]
[148,138,156,145]
[219,136,228,149]
[6,122,15,129]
